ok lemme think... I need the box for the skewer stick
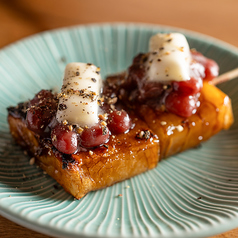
[211,67,238,85]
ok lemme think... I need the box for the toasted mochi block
[7,81,233,199]
[8,114,159,199]
[137,82,234,159]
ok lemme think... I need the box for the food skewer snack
[8,62,159,199]
[7,32,234,199]
[105,33,234,158]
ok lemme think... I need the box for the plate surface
[0,23,238,238]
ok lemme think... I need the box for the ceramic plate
[0,23,238,238]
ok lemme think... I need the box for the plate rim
[2,22,238,54]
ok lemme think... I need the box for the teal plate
[0,23,238,238]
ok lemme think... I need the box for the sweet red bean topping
[173,77,203,95]
[29,90,56,106]
[79,123,109,148]
[165,92,199,117]
[104,51,218,118]
[191,51,219,80]
[107,110,131,134]
[24,49,218,155]
[26,90,58,136]
[26,106,53,136]
[51,123,78,154]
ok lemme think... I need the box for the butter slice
[146,33,191,82]
[56,62,101,127]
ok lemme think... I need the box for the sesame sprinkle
[176,125,184,132]
[99,113,108,121]
[68,125,73,131]
[29,157,35,165]
[101,121,107,126]
[102,126,108,135]
[63,120,68,125]
[107,97,117,105]
[110,104,115,110]
[76,126,83,134]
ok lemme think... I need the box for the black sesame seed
[142,56,148,63]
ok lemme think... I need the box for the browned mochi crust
[7,82,234,199]
[120,81,234,159]
[8,113,160,199]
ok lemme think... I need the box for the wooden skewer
[211,67,238,85]
[111,67,238,86]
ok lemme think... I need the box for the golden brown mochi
[7,82,233,199]
[137,82,234,159]
[8,114,160,199]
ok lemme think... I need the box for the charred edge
[7,102,29,119]
[61,153,75,169]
